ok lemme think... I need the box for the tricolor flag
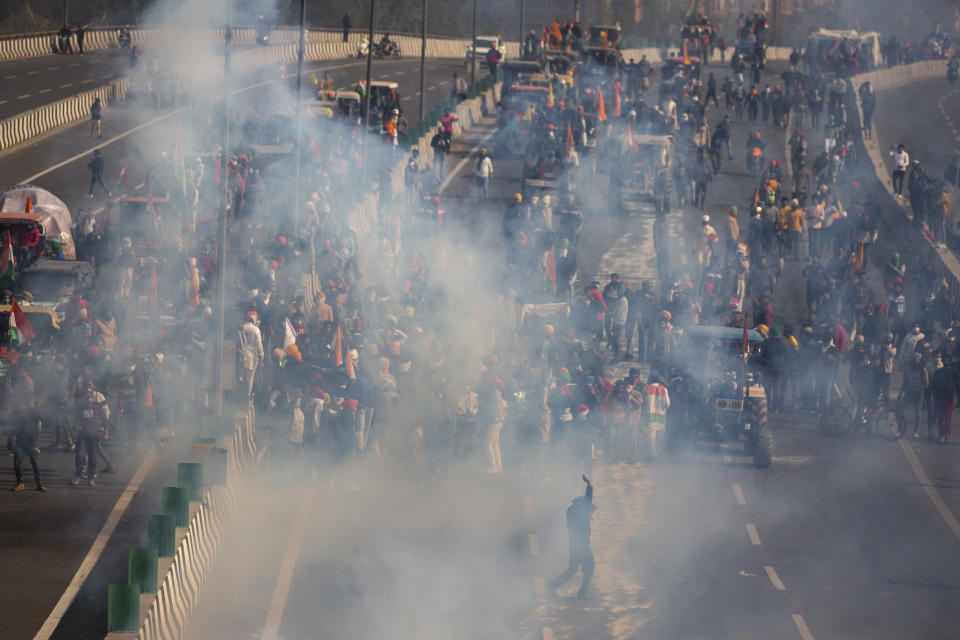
[8,297,35,348]
[0,231,15,290]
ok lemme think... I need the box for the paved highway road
[873,73,960,182]
[183,59,960,640]
[0,49,131,120]
[0,54,462,640]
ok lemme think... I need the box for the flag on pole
[333,323,344,368]
[0,231,16,290]
[283,318,297,350]
[565,123,575,158]
[24,198,31,214]
[544,246,557,295]
[613,81,622,117]
[551,20,562,45]
[596,91,607,122]
[8,297,35,347]
[626,121,638,155]
[683,41,691,66]
[547,82,555,107]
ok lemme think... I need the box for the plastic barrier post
[147,514,177,558]
[107,583,141,632]
[128,547,159,594]
[178,462,203,501]
[162,487,190,526]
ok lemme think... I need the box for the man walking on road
[549,475,596,599]
[87,150,111,199]
[10,397,46,492]
[341,13,351,42]
[73,379,110,487]
[474,147,493,202]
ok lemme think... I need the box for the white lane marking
[26,70,38,75]
[0,100,7,105]
[16,94,30,100]
[400,96,413,101]
[81,79,93,84]
[68,62,80,67]
[792,613,815,640]
[528,533,540,557]
[523,495,534,518]
[722,454,733,463]
[38,88,51,94]
[18,60,377,182]
[764,565,786,591]
[732,483,746,505]
[32,446,158,640]
[428,84,437,90]
[260,487,316,640]
[394,71,405,75]
[4,74,18,79]
[439,80,450,85]
[135,182,146,189]
[437,129,497,194]
[534,576,546,600]
[415,91,421,96]
[47,66,59,70]
[59,83,72,88]
[898,440,960,540]
[542,627,556,640]
[746,523,762,545]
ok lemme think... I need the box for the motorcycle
[117,26,131,48]
[358,37,401,59]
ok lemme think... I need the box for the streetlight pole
[361,0,375,181]
[214,0,232,418]
[293,0,306,232]
[574,0,580,23]
[520,0,526,54]
[470,0,478,86]
[419,0,427,121]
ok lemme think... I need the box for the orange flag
[333,323,343,367]
[544,246,557,295]
[565,123,574,158]
[613,81,621,117]
[683,41,691,66]
[551,20,562,45]
[596,91,607,122]
[24,199,31,214]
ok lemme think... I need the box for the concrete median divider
[105,406,258,640]
[847,59,960,316]
[0,77,130,152]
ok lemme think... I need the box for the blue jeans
[477,176,490,201]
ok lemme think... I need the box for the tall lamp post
[470,0,478,86]
[214,0,233,418]
[419,0,427,120]
[361,0,375,181]
[293,0,307,233]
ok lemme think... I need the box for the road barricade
[847,59,960,317]
[105,406,258,640]
[0,78,130,152]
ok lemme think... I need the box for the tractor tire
[749,397,773,468]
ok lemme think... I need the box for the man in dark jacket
[341,13,351,42]
[549,475,596,599]
[87,149,111,198]
[10,396,46,492]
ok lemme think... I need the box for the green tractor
[667,325,774,468]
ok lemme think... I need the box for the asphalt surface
[0,49,132,120]
[872,74,960,183]
[182,59,960,640]
[0,54,462,640]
